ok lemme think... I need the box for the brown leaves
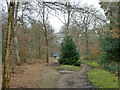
[19,34,30,44]
[110,30,120,38]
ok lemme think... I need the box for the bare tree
[3,1,15,89]
[69,5,105,56]
[42,2,49,63]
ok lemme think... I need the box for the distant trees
[72,5,104,56]
[58,36,80,66]
[59,4,105,57]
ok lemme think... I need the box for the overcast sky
[49,0,105,33]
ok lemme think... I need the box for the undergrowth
[86,68,119,88]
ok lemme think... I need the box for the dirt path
[10,61,60,88]
[56,64,96,88]
[9,59,96,88]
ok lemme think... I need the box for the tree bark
[66,0,70,35]
[42,2,49,63]
[38,41,41,58]
[85,28,89,56]
[14,37,20,65]
[3,2,15,89]
[13,1,20,65]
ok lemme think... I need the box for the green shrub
[101,61,118,74]
[100,33,120,73]
[58,35,80,66]
[74,61,81,66]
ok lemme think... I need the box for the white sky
[49,0,105,33]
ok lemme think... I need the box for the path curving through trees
[56,64,97,88]
[10,59,98,88]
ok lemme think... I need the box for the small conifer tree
[58,35,80,66]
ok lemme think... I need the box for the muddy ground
[56,64,96,88]
[5,59,96,88]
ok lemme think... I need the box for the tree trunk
[14,37,20,65]
[14,1,20,65]
[86,39,89,56]
[38,44,41,58]
[66,0,70,35]
[42,2,49,63]
[3,2,15,89]
[0,3,2,89]
[85,28,89,56]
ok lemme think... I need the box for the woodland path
[10,60,60,88]
[10,59,97,88]
[55,63,97,88]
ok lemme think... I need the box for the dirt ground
[3,59,96,88]
[10,60,60,88]
[56,64,96,88]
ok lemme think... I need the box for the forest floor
[10,59,60,88]
[10,59,96,88]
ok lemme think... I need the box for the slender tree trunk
[22,3,24,27]
[86,39,89,55]
[38,41,41,58]
[45,30,49,63]
[13,1,20,65]
[14,37,20,65]
[14,2,19,25]
[42,2,49,63]
[9,1,20,87]
[66,0,70,35]
[85,28,89,56]
[0,3,2,89]
[3,2,15,89]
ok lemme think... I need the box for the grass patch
[86,68,119,88]
[49,57,54,60]
[52,65,81,71]
[81,60,100,68]
[85,61,100,68]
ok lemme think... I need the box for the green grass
[81,60,100,68]
[86,68,119,88]
[86,61,100,68]
[52,65,81,71]
[49,57,54,60]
